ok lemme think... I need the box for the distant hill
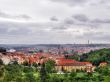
[0,44,110,49]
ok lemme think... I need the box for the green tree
[81,48,110,65]
[104,76,110,82]
[48,76,61,82]
[23,66,34,73]
[45,60,55,73]
[40,63,47,82]
[70,70,77,77]
[0,59,3,65]
[25,73,36,82]
[0,59,4,78]
[0,66,4,78]
[4,64,23,82]
[33,62,38,67]
[69,70,77,81]
[22,61,29,66]
[96,67,110,76]
[63,78,71,82]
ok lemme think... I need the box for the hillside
[81,48,110,66]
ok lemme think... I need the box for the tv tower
[88,40,90,44]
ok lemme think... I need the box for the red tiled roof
[100,62,107,64]
[56,58,92,66]
[28,57,35,64]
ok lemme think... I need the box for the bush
[23,67,34,73]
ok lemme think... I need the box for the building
[55,58,95,72]
[99,62,107,67]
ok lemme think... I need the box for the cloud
[91,19,110,23]
[70,14,110,28]
[83,31,110,42]
[48,13,110,34]
[8,28,31,35]
[50,0,88,6]
[0,27,8,34]
[64,18,74,25]
[0,22,30,36]
[0,0,109,44]
[50,16,59,21]
[50,0,110,7]
[72,14,89,22]
[0,10,31,20]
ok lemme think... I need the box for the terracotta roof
[28,57,35,64]
[100,62,107,64]
[56,58,92,66]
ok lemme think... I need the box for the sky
[0,0,110,44]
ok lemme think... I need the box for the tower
[88,40,90,44]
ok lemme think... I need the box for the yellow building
[55,58,95,72]
[99,62,107,67]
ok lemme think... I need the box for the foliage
[0,59,3,65]
[0,66,4,78]
[70,70,77,77]
[48,76,61,82]
[0,48,110,82]
[68,55,80,61]
[104,76,110,82]
[23,66,34,73]
[96,67,110,76]
[45,60,55,73]
[40,63,47,82]
[25,73,36,82]
[81,48,110,66]
[4,64,23,82]
[33,62,38,67]
[22,61,29,66]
